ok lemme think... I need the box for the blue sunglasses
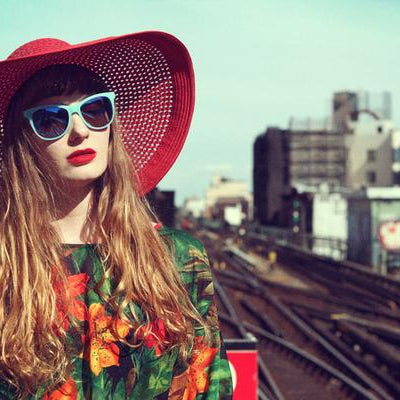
[23,92,116,141]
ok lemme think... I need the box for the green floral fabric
[0,226,232,399]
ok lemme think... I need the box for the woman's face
[29,92,111,187]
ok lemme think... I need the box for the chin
[61,170,107,188]
[60,162,108,186]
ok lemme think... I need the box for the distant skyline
[1,0,399,204]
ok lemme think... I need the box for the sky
[1,0,399,204]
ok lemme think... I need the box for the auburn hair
[0,65,206,397]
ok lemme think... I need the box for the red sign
[378,221,400,251]
[226,349,258,400]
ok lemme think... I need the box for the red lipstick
[67,148,97,165]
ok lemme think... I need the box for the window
[367,150,376,162]
[393,148,400,162]
[366,170,376,184]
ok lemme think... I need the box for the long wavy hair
[0,65,206,397]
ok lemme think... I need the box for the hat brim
[0,31,195,195]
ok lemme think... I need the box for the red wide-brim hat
[0,31,195,195]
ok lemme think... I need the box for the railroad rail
[195,228,400,400]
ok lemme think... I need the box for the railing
[251,224,348,261]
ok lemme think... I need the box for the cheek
[43,142,68,163]
[30,136,66,164]
[98,131,111,158]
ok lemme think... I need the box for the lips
[67,148,97,165]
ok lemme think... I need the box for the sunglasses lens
[81,95,114,129]
[32,106,69,139]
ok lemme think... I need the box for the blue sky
[1,0,399,204]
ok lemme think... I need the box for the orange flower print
[182,336,219,400]
[43,376,77,399]
[67,273,90,320]
[137,319,166,357]
[54,273,89,332]
[84,303,130,376]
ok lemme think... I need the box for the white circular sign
[379,221,400,251]
[228,360,237,391]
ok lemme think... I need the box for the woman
[0,32,232,399]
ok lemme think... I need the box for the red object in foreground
[225,338,258,400]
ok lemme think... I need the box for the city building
[333,91,392,133]
[347,187,400,272]
[253,127,288,226]
[344,119,394,188]
[205,175,252,225]
[253,127,346,227]
[312,185,349,259]
[312,186,348,241]
[311,185,400,269]
[253,90,398,231]
[391,128,400,185]
[289,130,346,189]
[146,188,175,227]
[182,197,205,219]
[332,91,358,133]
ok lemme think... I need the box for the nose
[68,113,90,142]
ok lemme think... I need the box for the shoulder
[157,225,204,249]
[158,226,215,313]
[157,226,208,263]
[158,225,211,279]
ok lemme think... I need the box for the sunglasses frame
[23,91,116,141]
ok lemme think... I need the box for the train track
[246,232,400,305]
[196,229,400,400]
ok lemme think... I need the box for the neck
[53,184,97,244]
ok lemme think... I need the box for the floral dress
[0,226,233,399]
